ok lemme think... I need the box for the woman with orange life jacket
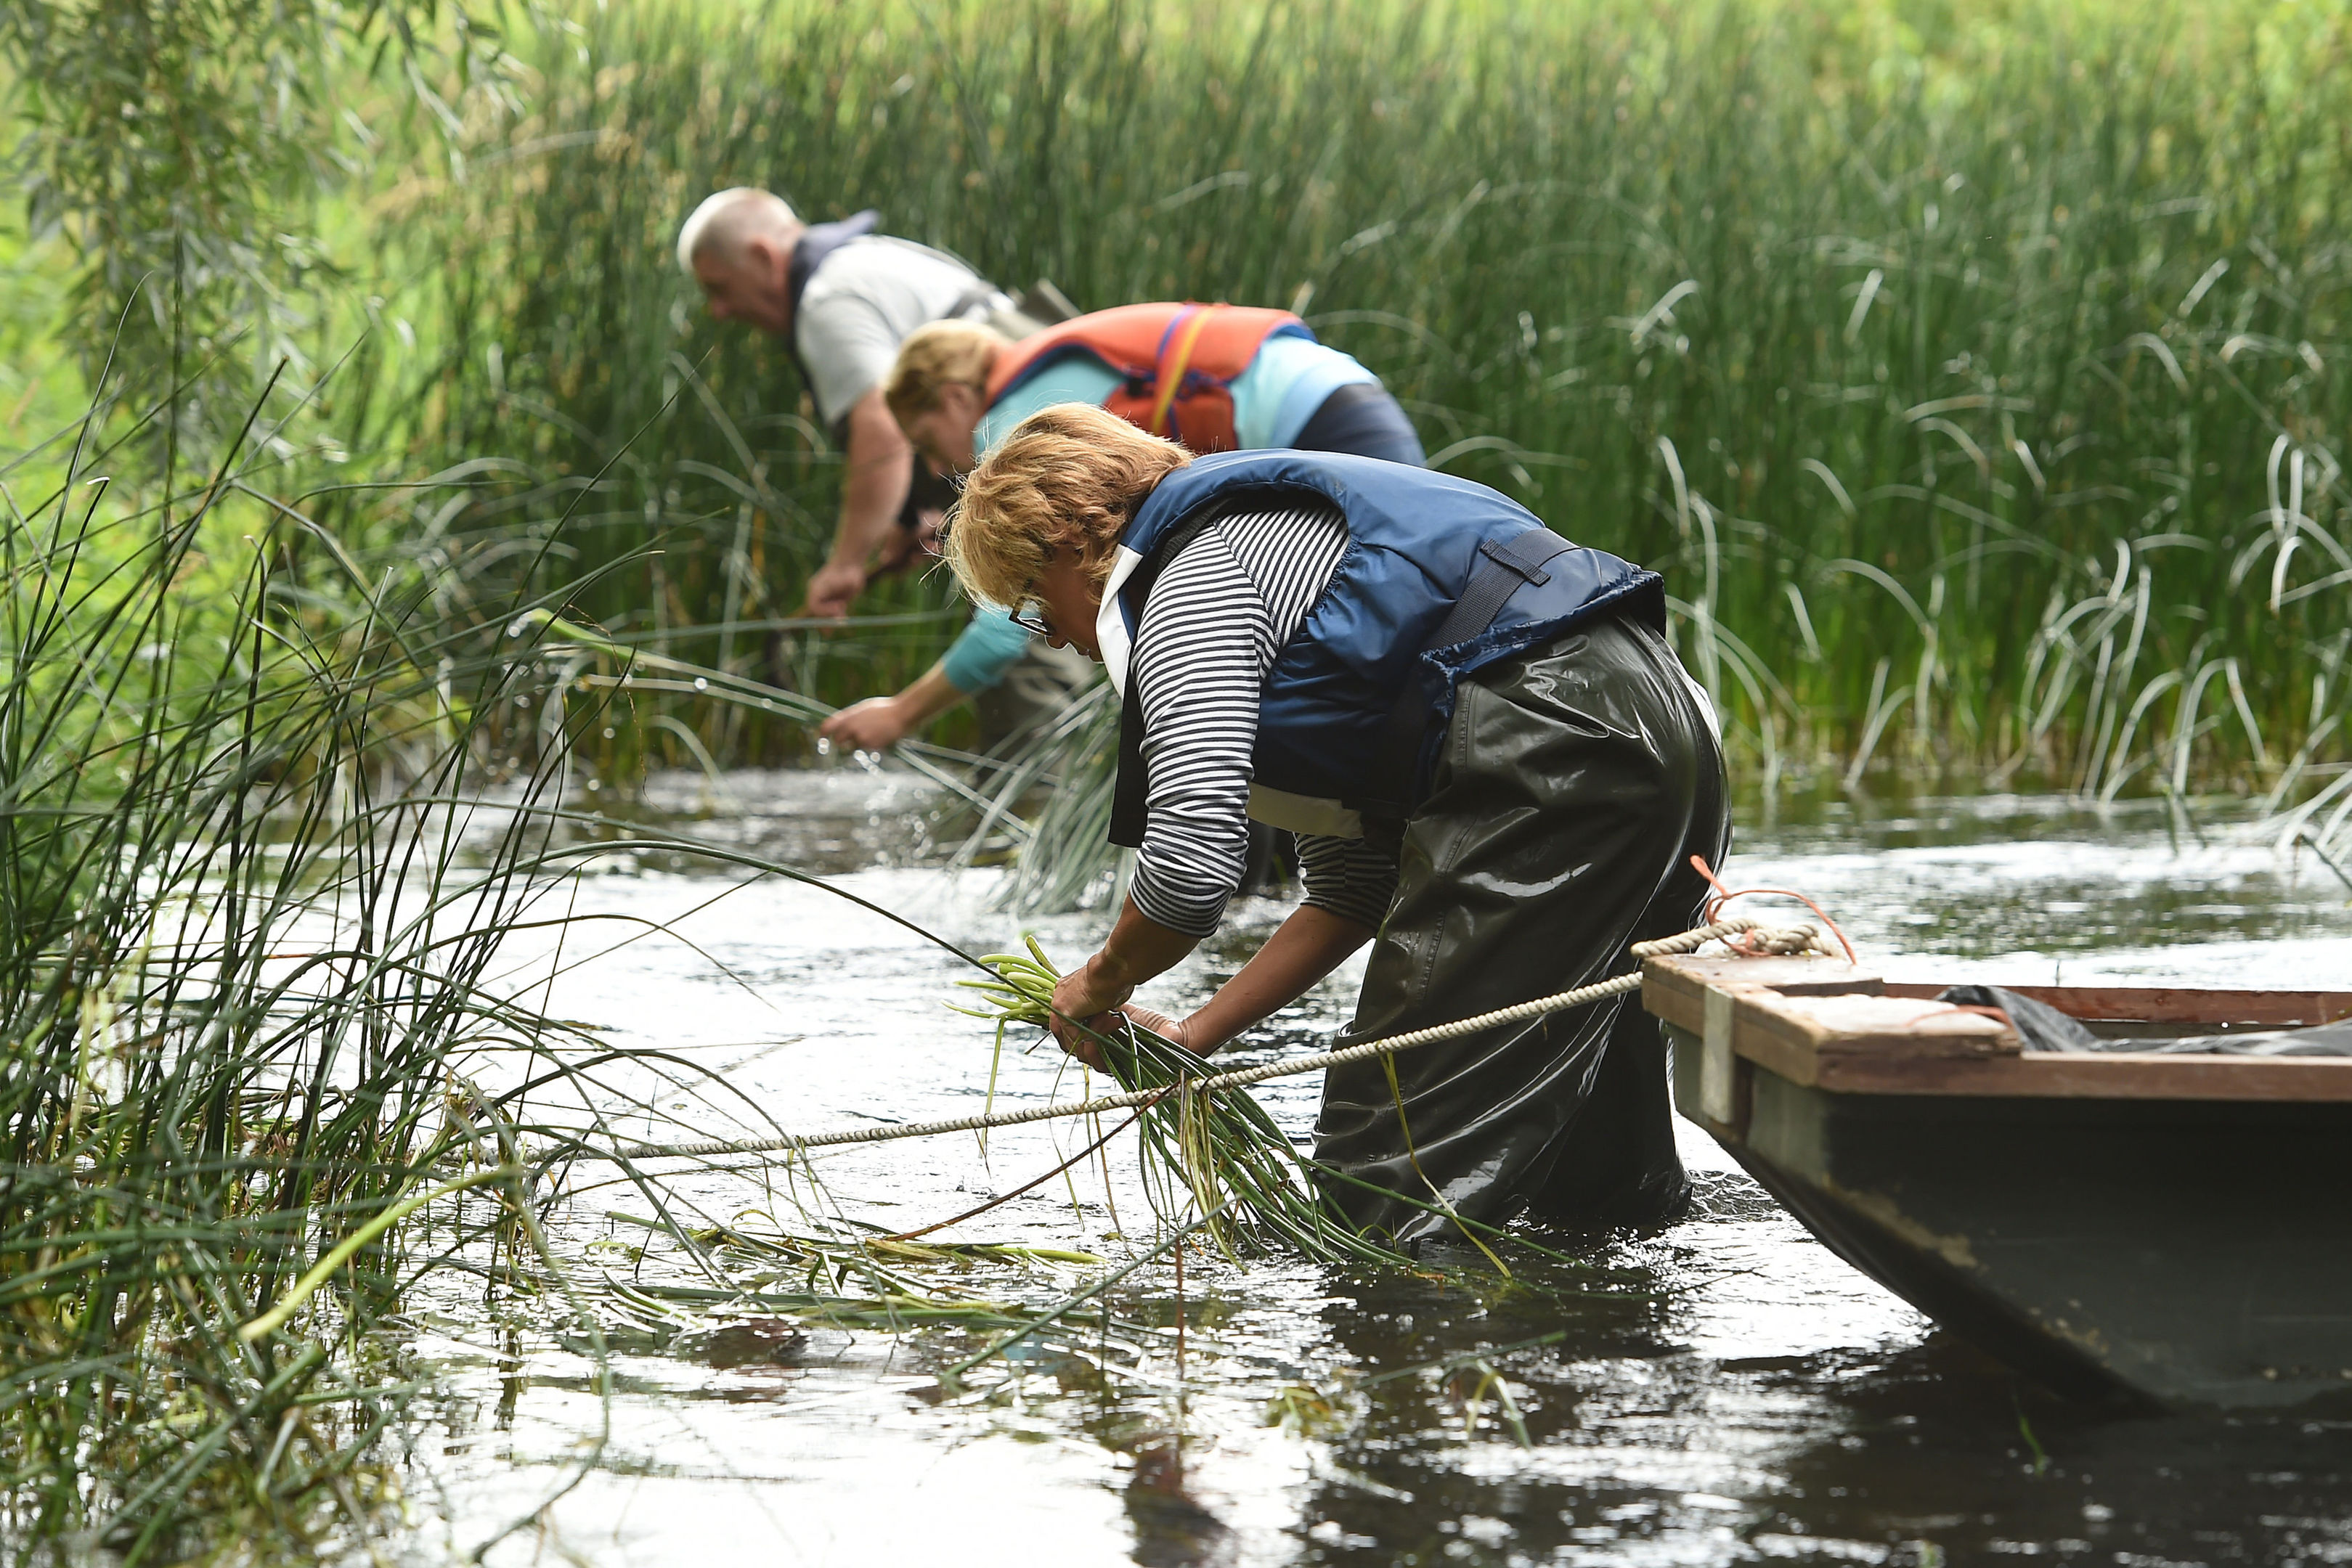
[815,303,1424,752]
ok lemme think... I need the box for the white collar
[1095,545,1144,695]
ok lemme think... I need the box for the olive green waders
[1313,616,1730,1244]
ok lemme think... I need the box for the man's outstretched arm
[802,387,915,618]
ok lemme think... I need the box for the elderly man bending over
[676,187,1029,619]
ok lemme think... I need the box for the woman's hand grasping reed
[945,937,1377,1261]
[949,934,1144,1076]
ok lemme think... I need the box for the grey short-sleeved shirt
[792,236,991,427]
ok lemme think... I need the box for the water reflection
[399,773,2352,1567]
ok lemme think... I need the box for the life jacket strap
[1147,305,1220,437]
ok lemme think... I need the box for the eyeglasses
[1008,546,1066,640]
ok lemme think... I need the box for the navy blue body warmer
[1110,450,1664,823]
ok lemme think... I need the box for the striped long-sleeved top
[1126,499,1401,939]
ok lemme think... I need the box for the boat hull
[1645,960,2352,1411]
[1670,1034,2352,1408]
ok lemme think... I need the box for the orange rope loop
[1688,854,1858,963]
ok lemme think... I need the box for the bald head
[677,188,801,273]
[677,188,805,336]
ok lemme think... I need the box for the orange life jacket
[982,302,1311,454]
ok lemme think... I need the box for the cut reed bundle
[955,940,1402,1265]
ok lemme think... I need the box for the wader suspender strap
[1356,528,1578,817]
[1107,507,1232,849]
[945,283,1002,322]
[1147,306,1219,436]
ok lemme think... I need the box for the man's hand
[817,695,913,751]
[871,507,945,578]
[802,560,867,621]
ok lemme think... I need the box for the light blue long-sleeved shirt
[939,601,1034,693]
[943,334,1378,693]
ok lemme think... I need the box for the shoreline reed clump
[0,369,624,1560]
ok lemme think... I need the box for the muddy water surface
[400,775,2352,1567]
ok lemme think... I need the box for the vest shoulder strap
[784,211,883,321]
[1354,528,1578,819]
[782,211,884,428]
[986,303,1304,410]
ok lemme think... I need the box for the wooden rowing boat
[1641,952,2352,1411]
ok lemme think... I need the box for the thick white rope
[583,916,1825,1164]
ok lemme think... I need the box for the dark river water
[397,771,2352,1567]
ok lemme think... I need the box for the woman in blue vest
[945,402,1730,1242]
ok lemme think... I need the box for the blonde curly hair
[884,319,1008,426]
[945,403,1192,609]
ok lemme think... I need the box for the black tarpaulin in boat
[1938,984,2352,1056]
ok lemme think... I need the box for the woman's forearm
[894,661,970,724]
[816,660,967,749]
[1053,895,1375,1060]
[1051,897,1199,1047]
[1091,897,1200,992]
[1184,904,1375,1052]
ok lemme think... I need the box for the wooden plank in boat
[1732,989,2019,1090]
[1642,955,1880,1035]
[1807,1048,2352,1101]
[1645,954,2352,1102]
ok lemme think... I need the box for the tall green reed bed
[401,0,2348,796]
[0,375,630,1558]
